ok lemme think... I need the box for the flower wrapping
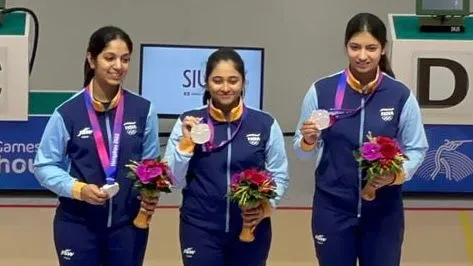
[353,132,408,201]
[125,157,174,229]
[229,169,277,242]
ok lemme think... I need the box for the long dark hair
[202,48,246,105]
[83,26,133,87]
[344,13,395,78]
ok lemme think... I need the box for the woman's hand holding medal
[182,116,210,144]
[300,119,320,145]
[181,116,201,138]
[300,110,331,145]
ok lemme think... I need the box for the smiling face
[206,59,244,110]
[346,31,385,76]
[87,39,131,88]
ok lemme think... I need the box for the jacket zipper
[225,125,232,232]
[105,113,113,228]
[357,97,366,218]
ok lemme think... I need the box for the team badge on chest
[246,133,261,146]
[380,108,394,121]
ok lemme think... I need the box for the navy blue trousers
[53,215,149,266]
[312,202,404,266]
[179,218,272,266]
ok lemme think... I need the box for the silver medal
[311,110,331,130]
[190,123,211,144]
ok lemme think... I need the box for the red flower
[377,137,401,160]
[376,136,396,147]
[242,169,268,186]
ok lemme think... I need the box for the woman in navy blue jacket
[164,48,290,266]
[293,13,428,266]
[34,26,159,266]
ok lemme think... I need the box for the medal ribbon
[329,69,383,121]
[202,105,247,152]
[84,87,125,184]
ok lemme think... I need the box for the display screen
[139,44,264,116]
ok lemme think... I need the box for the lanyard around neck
[84,88,125,184]
[202,104,247,152]
[330,70,382,119]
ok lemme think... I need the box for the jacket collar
[346,66,381,94]
[208,98,243,122]
[87,80,122,112]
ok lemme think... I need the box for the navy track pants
[53,215,149,266]
[312,204,404,266]
[179,218,272,266]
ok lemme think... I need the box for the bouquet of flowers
[354,132,407,201]
[126,157,173,229]
[229,169,277,242]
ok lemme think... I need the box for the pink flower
[231,173,242,186]
[136,160,163,184]
[361,142,382,161]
